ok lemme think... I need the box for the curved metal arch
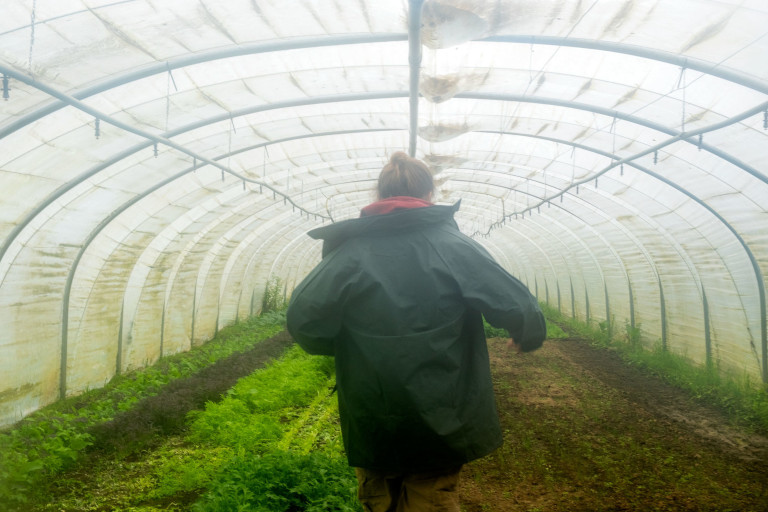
[211,208,312,329]
[502,215,615,326]
[408,160,728,315]
[0,89,410,279]
[485,131,767,380]
[0,34,408,139]
[263,130,756,319]
[61,142,322,395]
[2,73,760,283]
[4,32,763,141]
[295,131,763,375]
[452,174,659,326]
[493,130,764,367]
[456,92,768,187]
[8,72,764,379]
[1,51,762,245]
[455,200,562,279]
[482,35,768,95]
[492,205,619,318]
[239,211,319,315]
[306,138,750,363]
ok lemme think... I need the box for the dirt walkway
[460,337,768,512]
[559,337,768,465]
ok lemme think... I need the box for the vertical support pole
[703,287,712,368]
[215,289,220,335]
[191,277,197,347]
[160,298,166,358]
[236,288,243,324]
[604,282,611,337]
[585,288,590,325]
[60,296,69,401]
[570,278,576,319]
[557,281,561,313]
[659,278,667,350]
[628,280,635,330]
[116,297,124,376]
[407,0,424,157]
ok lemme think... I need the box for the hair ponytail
[377,151,435,200]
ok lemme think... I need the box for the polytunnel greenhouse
[1,0,767,510]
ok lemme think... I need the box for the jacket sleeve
[443,233,546,352]
[286,251,354,356]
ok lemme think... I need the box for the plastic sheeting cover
[0,0,766,427]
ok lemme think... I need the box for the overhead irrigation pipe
[408,0,424,157]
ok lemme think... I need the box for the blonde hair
[377,152,435,200]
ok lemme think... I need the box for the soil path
[459,336,768,512]
[559,337,768,464]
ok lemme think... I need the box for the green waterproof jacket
[286,202,546,472]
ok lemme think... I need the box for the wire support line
[0,64,331,221]
[498,99,768,221]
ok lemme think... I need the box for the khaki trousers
[354,466,462,512]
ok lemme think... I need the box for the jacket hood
[360,196,433,217]
[309,201,461,257]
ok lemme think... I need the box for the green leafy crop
[192,451,360,512]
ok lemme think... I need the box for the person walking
[286,151,546,511]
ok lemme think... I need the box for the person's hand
[506,338,521,353]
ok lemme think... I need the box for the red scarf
[360,196,433,217]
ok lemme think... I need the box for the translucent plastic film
[0,0,766,427]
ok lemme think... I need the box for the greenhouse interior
[1,0,767,510]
